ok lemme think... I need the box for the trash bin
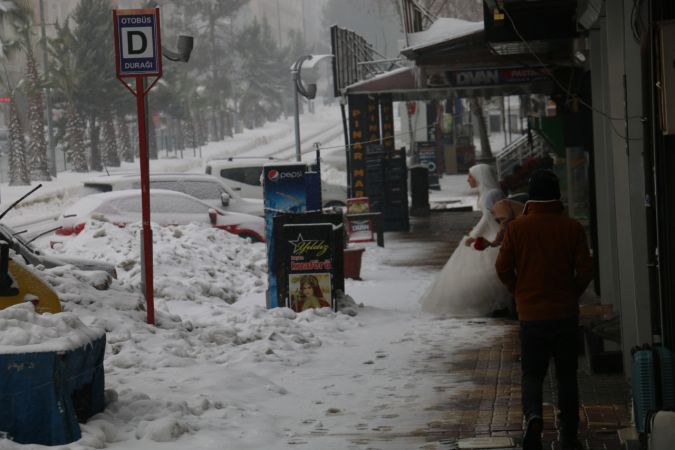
[410,165,430,217]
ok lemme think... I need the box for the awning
[343,17,577,100]
[343,67,420,100]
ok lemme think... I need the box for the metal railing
[496,130,551,179]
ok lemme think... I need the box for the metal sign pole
[135,75,154,325]
[113,7,162,325]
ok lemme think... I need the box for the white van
[80,173,264,217]
[205,158,347,207]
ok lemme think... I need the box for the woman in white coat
[419,163,511,317]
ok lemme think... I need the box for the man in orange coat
[495,170,593,450]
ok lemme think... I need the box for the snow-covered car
[205,158,348,207]
[55,189,266,243]
[0,222,117,279]
[80,173,264,217]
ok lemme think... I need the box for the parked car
[205,158,348,207]
[81,173,264,217]
[0,222,117,279]
[55,190,266,242]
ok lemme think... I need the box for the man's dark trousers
[520,317,579,437]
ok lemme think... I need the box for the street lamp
[291,54,333,162]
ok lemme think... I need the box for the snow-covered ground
[0,104,508,449]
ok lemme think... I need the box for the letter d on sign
[127,30,147,54]
[122,27,153,58]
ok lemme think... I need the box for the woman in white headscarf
[419,163,511,317]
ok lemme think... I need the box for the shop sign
[444,67,551,87]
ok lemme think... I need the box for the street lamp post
[38,0,56,177]
[291,54,332,162]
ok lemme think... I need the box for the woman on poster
[419,164,511,317]
[292,275,330,312]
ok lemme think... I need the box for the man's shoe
[560,434,583,450]
[523,415,544,450]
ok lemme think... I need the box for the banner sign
[348,94,368,198]
[264,163,308,309]
[283,223,336,312]
[113,8,162,77]
[346,197,374,243]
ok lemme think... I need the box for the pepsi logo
[267,169,280,181]
[267,169,303,182]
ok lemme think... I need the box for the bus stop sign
[113,8,162,77]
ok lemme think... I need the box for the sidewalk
[396,210,632,450]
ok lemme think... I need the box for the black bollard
[409,165,430,217]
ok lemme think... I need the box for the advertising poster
[282,223,336,312]
[263,163,307,309]
[289,273,332,312]
[417,141,441,190]
[346,197,374,243]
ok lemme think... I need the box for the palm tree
[117,115,134,163]
[71,0,120,171]
[167,0,248,140]
[102,113,120,167]
[24,49,50,180]
[0,0,35,183]
[48,20,88,172]
[8,97,29,185]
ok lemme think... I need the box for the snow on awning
[343,67,417,96]
[402,18,484,54]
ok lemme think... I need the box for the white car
[55,189,266,243]
[81,173,264,217]
[205,158,347,207]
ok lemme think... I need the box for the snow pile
[0,302,104,354]
[0,221,362,448]
[51,219,268,305]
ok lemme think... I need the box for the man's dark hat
[528,169,561,201]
